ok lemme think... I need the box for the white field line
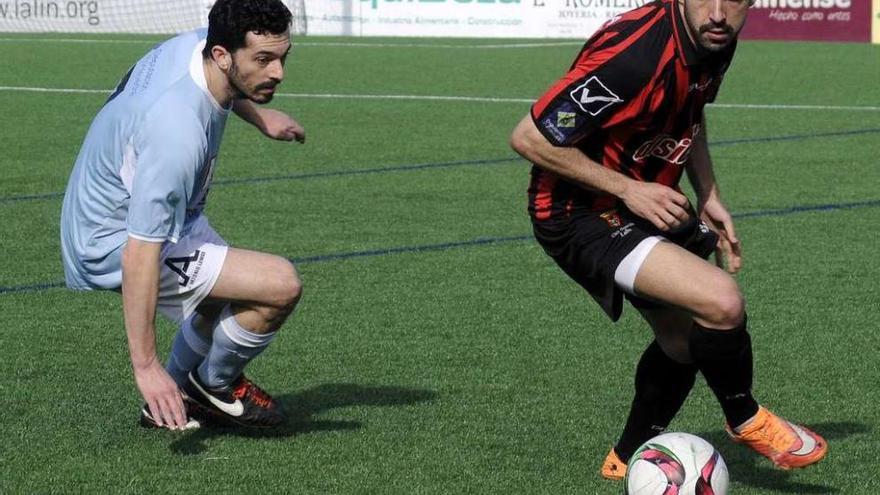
[710,103,880,112]
[0,37,581,48]
[275,92,533,103]
[0,37,161,44]
[0,85,878,112]
[0,86,109,94]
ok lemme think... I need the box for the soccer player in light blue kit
[61,0,304,430]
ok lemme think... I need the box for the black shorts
[532,205,718,322]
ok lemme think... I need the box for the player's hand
[259,108,306,143]
[700,197,742,274]
[132,359,188,430]
[620,181,691,231]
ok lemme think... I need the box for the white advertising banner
[0,0,649,38]
[0,0,210,33]
[0,0,306,34]
[305,0,651,38]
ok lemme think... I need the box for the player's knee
[703,284,745,329]
[270,260,302,313]
[248,260,301,329]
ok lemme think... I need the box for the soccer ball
[625,432,729,495]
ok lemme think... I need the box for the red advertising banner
[742,0,872,42]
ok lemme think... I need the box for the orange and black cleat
[601,448,627,481]
[184,372,284,428]
[727,406,827,470]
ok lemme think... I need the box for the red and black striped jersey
[528,0,736,221]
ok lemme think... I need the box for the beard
[227,61,276,104]
[683,6,739,52]
[697,22,736,51]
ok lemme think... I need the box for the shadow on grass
[696,421,869,494]
[169,383,438,455]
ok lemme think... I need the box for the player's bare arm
[510,115,690,231]
[233,99,306,143]
[685,115,742,273]
[121,238,188,430]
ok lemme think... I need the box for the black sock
[689,316,760,429]
[614,341,697,463]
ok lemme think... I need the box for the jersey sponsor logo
[540,101,583,143]
[557,111,577,128]
[570,76,624,116]
[541,116,568,142]
[164,249,205,287]
[633,124,702,165]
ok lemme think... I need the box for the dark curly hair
[202,0,292,58]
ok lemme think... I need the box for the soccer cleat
[183,371,284,428]
[601,448,628,481]
[726,406,827,470]
[138,399,206,430]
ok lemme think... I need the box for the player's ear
[211,45,232,71]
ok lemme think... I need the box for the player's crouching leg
[183,251,303,428]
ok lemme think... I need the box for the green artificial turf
[0,34,878,494]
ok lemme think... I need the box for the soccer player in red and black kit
[510,0,827,479]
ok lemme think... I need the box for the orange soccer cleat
[727,406,827,469]
[601,448,628,481]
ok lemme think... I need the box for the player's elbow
[509,129,527,157]
[509,116,539,159]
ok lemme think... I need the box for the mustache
[699,23,733,35]
[255,81,280,91]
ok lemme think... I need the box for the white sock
[165,314,211,388]
[197,304,277,389]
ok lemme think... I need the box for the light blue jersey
[61,29,229,290]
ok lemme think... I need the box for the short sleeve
[127,111,205,243]
[530,32,664,147]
